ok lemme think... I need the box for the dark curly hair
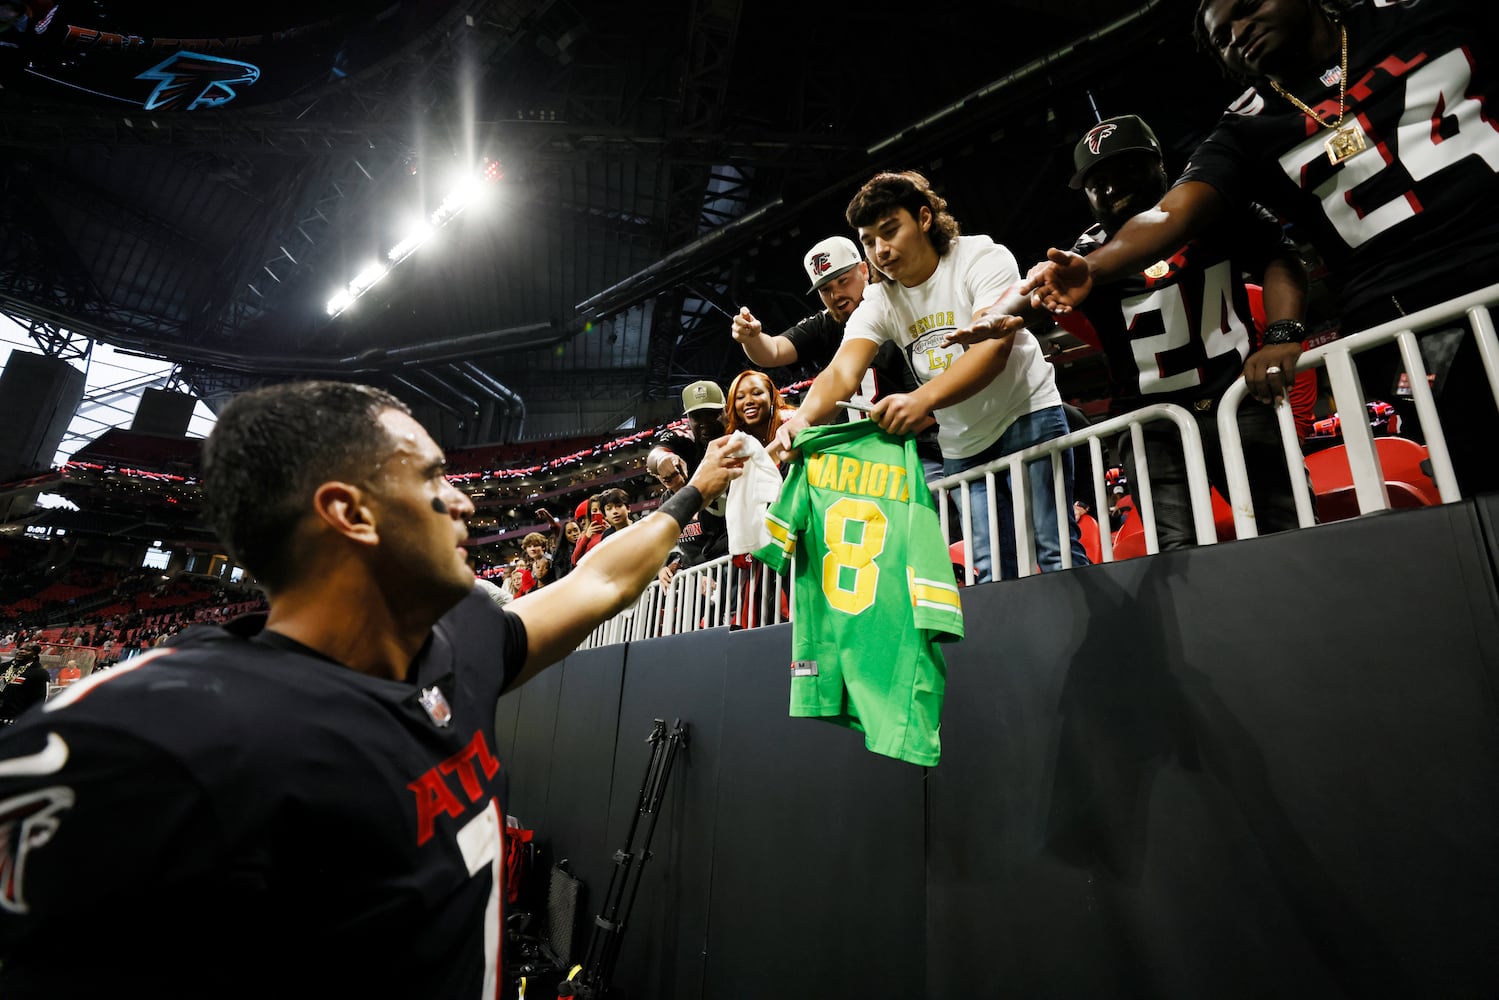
[845,170,962,260]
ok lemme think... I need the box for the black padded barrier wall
[605,630,732,999]
[701,622,927,1000]
[497,500,1499,999]
[540,645,627,898]
[501,652,567,832]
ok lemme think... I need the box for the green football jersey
[755,420,963,766]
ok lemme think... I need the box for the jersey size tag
[789,660,819,677]
[419,686,453,727]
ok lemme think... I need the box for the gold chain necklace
[1268,24,1367,165]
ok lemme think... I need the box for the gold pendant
[1143,260,1171,279]
[1325,124,1368,165]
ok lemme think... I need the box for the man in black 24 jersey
[952,114,1310,549]
[0,381,741,999]
[1025,0,1499,496]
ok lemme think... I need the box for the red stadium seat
[949,540,968,585]
[1108,488,1234,558]
[1111,498,1148,561]
[1211,487,1238,541]
[1304,437,1440,523]
[1077,512,1102,565]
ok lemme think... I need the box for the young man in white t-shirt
[770,170,1086,581]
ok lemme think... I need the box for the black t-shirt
[782,310,943,465]
[0,587,526,999]
[1062,204,1299,413]
[1177,0,1499,324]
[784,309,924,400]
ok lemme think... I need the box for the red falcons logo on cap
[810,252,832,276]
[1084,123,1117,154]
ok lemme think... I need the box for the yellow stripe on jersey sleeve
[910,574,961,615]
[764,511,796,556]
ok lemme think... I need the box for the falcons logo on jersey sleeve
[0,733,74,915]
[0,787,74,915]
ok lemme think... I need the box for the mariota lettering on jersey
[407,728,501,845]
[804,451,910,502]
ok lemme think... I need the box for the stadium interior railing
[574,282,1499,648]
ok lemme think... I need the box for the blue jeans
[943,405,1088,582]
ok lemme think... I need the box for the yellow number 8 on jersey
[822,497,889,615]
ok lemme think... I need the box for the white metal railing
[578,404,1218,644]
[578,283,1499,646]
[1218,282,1499,537]
[578,551,791,648]
[929,402,1217,584]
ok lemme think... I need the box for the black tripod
[559,718,688,999]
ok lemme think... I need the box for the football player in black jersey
[949,114,1311,550]
[0,380,742,999]
[1022,0,1499,496]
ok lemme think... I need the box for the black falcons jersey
[1178,0,1499,320]
[0,587,525,999]
[1061,205,1299,412]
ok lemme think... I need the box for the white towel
[725,430,783,555]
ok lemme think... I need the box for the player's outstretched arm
[507,438,744,685]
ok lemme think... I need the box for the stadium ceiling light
[388,223,434,264]
[326,156,502,318]
[325,290,354,316]
[350,261,389,292]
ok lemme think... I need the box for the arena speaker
[131,387,197,437]
[0,352,86,480]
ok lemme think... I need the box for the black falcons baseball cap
[1068,115,1163,189]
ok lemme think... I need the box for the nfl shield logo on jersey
[418,686,453,727]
